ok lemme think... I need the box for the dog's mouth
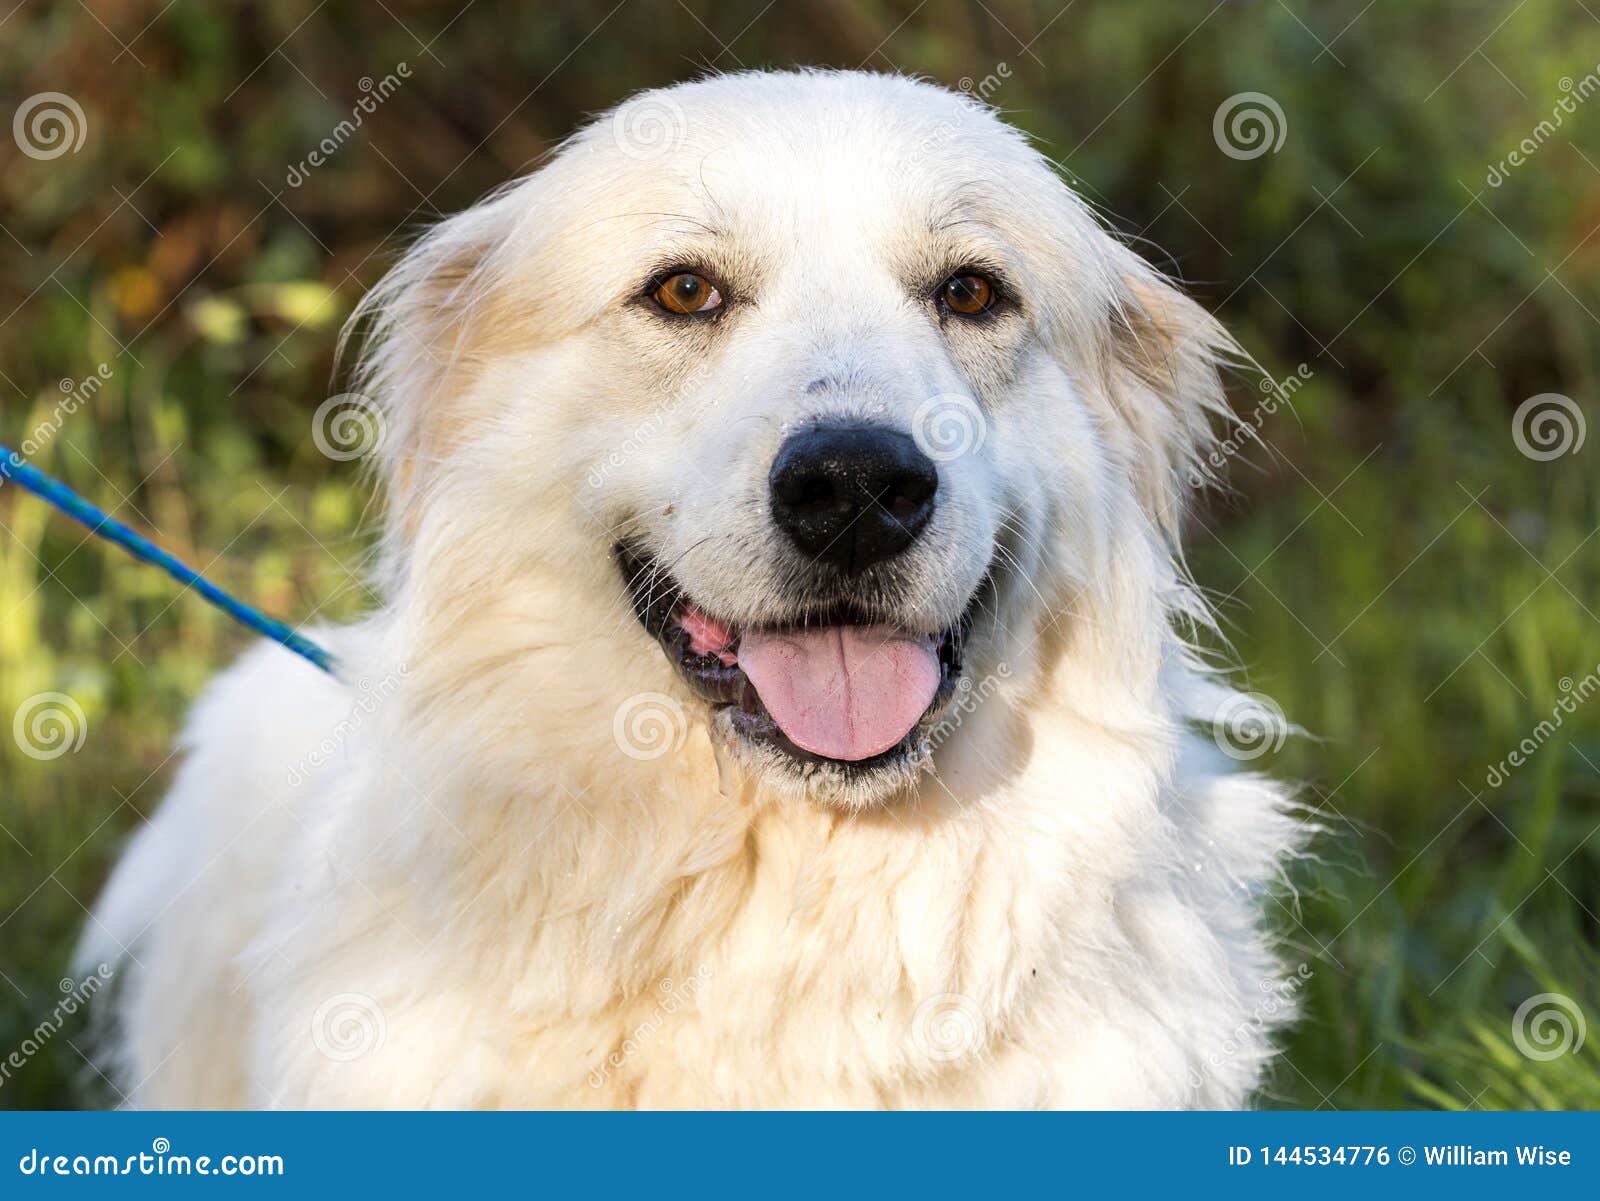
[617,543,979,771]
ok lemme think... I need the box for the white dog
[80,70,1301,1108]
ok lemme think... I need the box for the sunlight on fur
[78,70,1302,1109]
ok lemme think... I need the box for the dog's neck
[340,598,1174,1003]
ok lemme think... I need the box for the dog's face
[365,72,1233,807]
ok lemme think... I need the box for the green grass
[0,352,378,1109]
[1188,389,1600,1109]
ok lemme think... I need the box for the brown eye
[653,272,723,315]
[941,273,996,316]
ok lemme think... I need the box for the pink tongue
[736,625,940,762]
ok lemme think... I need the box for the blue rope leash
[0,444,338,676]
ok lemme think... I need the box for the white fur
[80,71,1302,1109]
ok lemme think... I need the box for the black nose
[769,425,939,573]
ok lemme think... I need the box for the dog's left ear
[342,182,540,559]
[1102,260,1242,538]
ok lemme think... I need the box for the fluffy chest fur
[83,619,1296,1110]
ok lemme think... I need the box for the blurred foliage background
[2,0,1598,1109]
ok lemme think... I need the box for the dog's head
[354,71,1238,807]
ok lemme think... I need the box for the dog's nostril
[768,424,939,574]
[776,473,841,515]
[887,471,936,513]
